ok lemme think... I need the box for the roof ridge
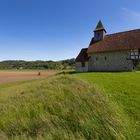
[106,28,140,37]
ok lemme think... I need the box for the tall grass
[0,75,134,139]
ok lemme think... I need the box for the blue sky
[0,0,140,61]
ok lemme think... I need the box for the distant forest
[1,59,140,71]
[0,59,75,70]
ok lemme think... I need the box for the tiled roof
[88,29,140,53]
[75,48,88,62]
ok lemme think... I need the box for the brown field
[0,70,57,84]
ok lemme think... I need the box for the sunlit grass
[0,75,134,139]
[75,72,140,139]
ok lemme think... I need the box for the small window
[130,49,139,59]
[88,56,91,61]
[105,56,107,60]
[81,62,85,67]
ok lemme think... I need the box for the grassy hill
[0,72,140,139]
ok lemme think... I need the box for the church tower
[94,20,107,41]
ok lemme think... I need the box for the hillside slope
[0,75,134,140]
[0,76,132,140]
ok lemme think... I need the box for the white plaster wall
[75,62,88,72]
[88,51,134,72]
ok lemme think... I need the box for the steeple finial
[94,20,106,33]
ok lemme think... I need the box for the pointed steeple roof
[94,20,107,33]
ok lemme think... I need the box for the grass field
[75,72,140,139]
[0,71,140,139]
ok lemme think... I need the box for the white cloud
[121,8,140,27]
[122,8,140,19]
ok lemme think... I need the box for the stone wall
[75,62,88,72]
[88,51,134,72]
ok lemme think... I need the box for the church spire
[94,20,106,33]
[94,20,107,41]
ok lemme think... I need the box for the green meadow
[75,72,140,139]
[0,72,140,139]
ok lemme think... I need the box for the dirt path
[0,71,57,84]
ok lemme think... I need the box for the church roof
[94,20,106,33]
[88,29,140,53]
[75,48,88,62]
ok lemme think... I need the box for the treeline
[0,59,75,70]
